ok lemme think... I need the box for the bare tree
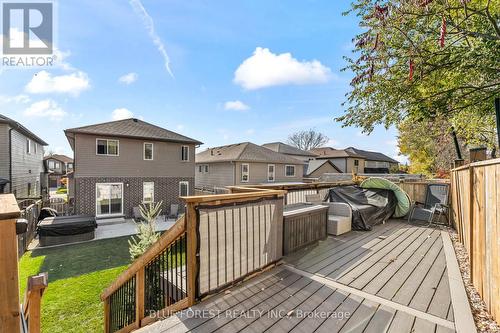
[287,129,329,151]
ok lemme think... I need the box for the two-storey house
[195,142,305,190]
[64,118,202,218]
[0,114,47,197]
[43,154,74,189]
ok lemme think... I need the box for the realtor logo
[2,2,53,54]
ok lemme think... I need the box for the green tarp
[360,177,411,218]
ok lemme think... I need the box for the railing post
[103,298,110,333]
[135,268,145,328]
[186,202,198,306]
[25,273,48,333]
[0,194,21,333]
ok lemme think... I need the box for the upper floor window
[34,143,37,154]
[241,163,249,182]
[285,165,296,177]
[26,139,31,154]
[55,161,60,169]
[144,143,154,160]
[204,165,209,173]
[48,160,55,169]
[181,146,189,161]
[354,159,359,166]
[67,163,73,169]
[179,181,189,197]
[96,139,119,156]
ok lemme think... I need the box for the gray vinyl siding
[0,124,10,191]
[195,162,234,188]
[307,162,340,178]
[235,162,303,185]
[10,129,44,197]
[73,133,196,178]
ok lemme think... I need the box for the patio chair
[324,202,352,236]
[167,204,179,220]
[407,183,450,226]
[132,206,144,222]
[305,194,322,205]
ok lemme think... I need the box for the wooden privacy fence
[451,158,500,322]
[18,200,42,257]
[101,188,285,333]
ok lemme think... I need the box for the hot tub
[37,215,97,247]
[283,203,328,255]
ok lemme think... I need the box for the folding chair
[407,183,450,226]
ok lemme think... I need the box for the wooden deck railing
[101,188,286,333]
[22,273,49,333]
[450,158,500,322]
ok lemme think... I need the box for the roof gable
[43,154,73,163]
[305,159,341,176]
[345,147,399,163]
[65,118,202,145]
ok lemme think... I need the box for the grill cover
[328,186,397,231]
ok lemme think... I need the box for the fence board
[451,158,500,322]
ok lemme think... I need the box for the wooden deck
[138,220,474,333]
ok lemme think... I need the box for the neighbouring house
[196,142,305,189]
[261,142,318,162]
[310,146,399,174]
[310,147,366,173]
[304,159,341,178]
[64,118,202,218]
[0,114,48,197]
[344,147,399,173]
[44,154,73,189]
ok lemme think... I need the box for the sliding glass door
[96,183,123,216]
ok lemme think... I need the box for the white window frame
[34,142,37,154]
[95,182,123,217]
[267,164,275,182]
[181,145,189,161]
[204,165,209,173]
[285,165,296,177]
[96,138,120,156]
[198,165,203,173]
[26,139,31,154]
[241,163,250,183]
[143,182,155,203]
[48,160,55,169]
[143,142,154,160]
[179,181,189,196]
[55,161,60,169]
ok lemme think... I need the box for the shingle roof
[43,154,73,163]
[304,159,341,176]
[262,142,318,157]
[309,147,364,159]
[65,118,202,145]
[196,142,306,164]
[0,114,48,145]
[345,147,399,164]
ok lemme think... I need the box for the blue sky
[0,0,406,163]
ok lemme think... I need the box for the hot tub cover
[328,186,397,231]
[37,215,97,237]
[360,177,411,218]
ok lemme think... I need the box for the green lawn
[19,237,132,333]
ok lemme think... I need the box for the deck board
[138,220,470,333]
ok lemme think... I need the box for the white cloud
[130,0,174,77]
[176,124,185,131]
[53,48,74,71]
[119,72,138,85]
[245,129,255,135]
[234,47,332,90]
[0,94,30,104]
[25,70,90,96]
[24,99,67,121]
[224,100,250,111]
[112,108,134,120]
